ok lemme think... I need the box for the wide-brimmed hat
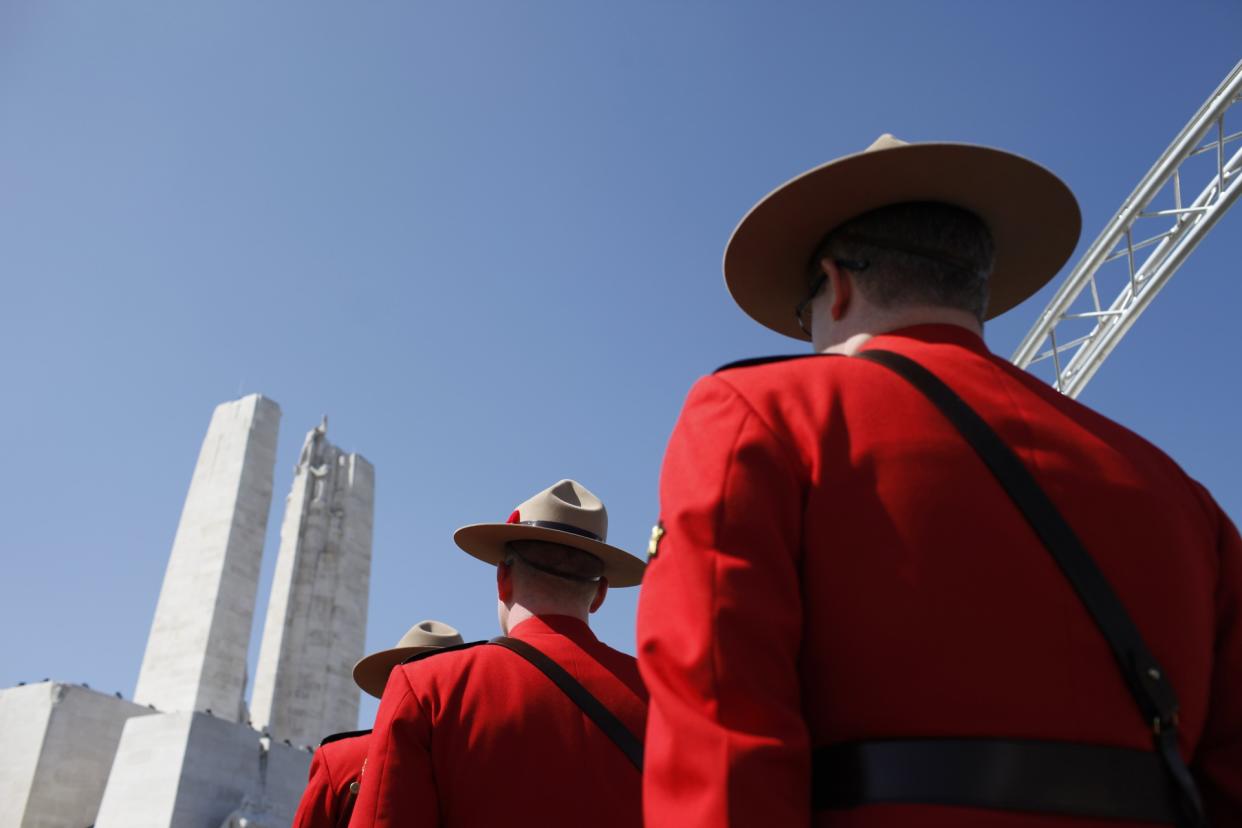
[454,479,646,588]
[724,133,1082,340]
[352,620,464,698]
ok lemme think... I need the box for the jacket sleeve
[1194,486,1242,824]
[292,749,336,828]
[637,374,809,827]
[348,669,439,828]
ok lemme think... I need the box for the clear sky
[2,2,1239,731]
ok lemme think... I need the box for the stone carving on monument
[0,394,375,828]
[216,736,302,828]
[250,417,375,748]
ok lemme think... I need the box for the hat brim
[454,523,646,588]
[353,646,444,699]
[724,142,1082,339]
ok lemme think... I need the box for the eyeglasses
[795,258,869,338]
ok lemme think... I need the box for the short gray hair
[503,540,604,583]
[503,540,604,605]
[818,202,995,322]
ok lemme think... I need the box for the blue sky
[2,2,1239,729]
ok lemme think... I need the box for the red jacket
[637,324,1242,827]
[349,614,647,828]
[293,730,370,828]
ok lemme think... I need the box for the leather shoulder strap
[488,636,643,771]
[855,348,1204,827]
[338,783,359,828]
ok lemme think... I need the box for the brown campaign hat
[723,133,1082,340]
[352,620,464,698]
[454,479,646,588]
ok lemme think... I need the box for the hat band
[518,520,603,543]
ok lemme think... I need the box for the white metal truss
[1012,59,1242,398]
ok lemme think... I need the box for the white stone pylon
[133,394,281,720]
[249,419,374,747]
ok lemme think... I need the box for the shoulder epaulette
[320,728,372,747]
[398,639,488,666]
[714,353,843,373]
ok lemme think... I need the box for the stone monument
[0,394,376,827]
[250,418,375,748]
[134,394,281,721]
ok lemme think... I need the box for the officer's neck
[813,302,983,355]
[500,601,590,635]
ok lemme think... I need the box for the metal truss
[1012,59,1242,398]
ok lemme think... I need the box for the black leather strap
[853,349,1205,827]
[338,784,358,828]
[488,636,643,771]
[813,739,1178,823]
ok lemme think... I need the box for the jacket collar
[508,614,598,645]
[863,323,990,356]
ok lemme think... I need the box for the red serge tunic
[293,731,370,828]
[349,614,648,828]
[636,325,1242,827]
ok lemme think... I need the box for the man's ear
[826,262,853,321]
[497,561,514,604]
[588,577,609,614]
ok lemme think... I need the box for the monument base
[95,710,311,828]
[0,681,155,828]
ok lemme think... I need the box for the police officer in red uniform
[292,621,463,828]
[637,134,1242,826]
[349,479,648,828]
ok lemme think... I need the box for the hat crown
[865,133,907,153]
[512,479,608,542]
[453,478,645,587]
[394,619,463,650]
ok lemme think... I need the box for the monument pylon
[249,417,374,747]
[133,394,281,720]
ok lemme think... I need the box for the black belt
[813,739,1179,824]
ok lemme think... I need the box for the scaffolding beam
[1012,60,1242,398]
